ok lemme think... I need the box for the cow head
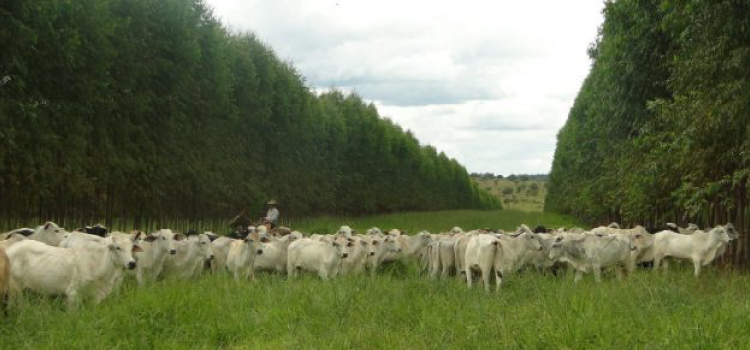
[196,234,213,260]
[516,232,543,252]
[724,223,739,240]
[332,241,348,259]
[153,229,181,255]
[108,235,140,270]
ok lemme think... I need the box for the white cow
[210,236,236,274]
[548,232,636,282]
[366,227,383,236]
[162,233,213,279]
[666,223,700,235]
[59,231,106,248]
[337,225,355,238]
[0,228,34,241]
[254,234,299,273]
[465,232,542,292]
[525,232,559,271]
[453,232,475,280]
[133,229,183,285]
[0,233,27,250]
[28,222,67,246]
[6,236,141,309]
[652,225,731,277]
[287,239,347,280]
[428,235,457,279]
[226,237,263,282]
[382,231,432,263]
[361,235,400,274]
[340,238,369,275]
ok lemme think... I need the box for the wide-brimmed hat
[267,200,278,205]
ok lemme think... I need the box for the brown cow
[0,247,10,314]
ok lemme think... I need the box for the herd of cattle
[0,221,740,311]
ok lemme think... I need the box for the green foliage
[547,0,750,238]
[0,0,499,231]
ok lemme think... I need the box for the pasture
[1,210,748,350]
[471,178,547,212]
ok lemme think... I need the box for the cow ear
[44,222,52,229]
[347,241,354,247]
[144,235,158,242]
[174,234,186,241]
[132,245,144,253]
[134,231,144,240]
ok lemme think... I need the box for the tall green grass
[1,266,748,350]
[1,210,746,350]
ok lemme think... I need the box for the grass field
[472,178,547,212]
[2,210,748,350]
[292,209,578,234]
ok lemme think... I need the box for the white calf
[162,233,213,279]
[652,226,731,277]
[28,222,66,247]
[133,229,183,285]
[254,234,298,273]
[287,239,347,280]
[465,232,543,292]
[226,237,263,282]
[548,232,636,282]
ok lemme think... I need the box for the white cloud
[205,0,604,175]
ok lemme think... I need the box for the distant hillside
[470,174,547,212]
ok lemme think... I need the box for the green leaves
[0,0,497,231]
[548,0,750,235]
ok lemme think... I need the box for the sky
[204,0,605,176]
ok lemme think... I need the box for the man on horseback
[262,200,279,229]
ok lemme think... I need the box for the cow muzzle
[369,252,375,256]
[170,249,177,255]
[256,249,263,255]
[127,261,137,270]
[342,253,349,259]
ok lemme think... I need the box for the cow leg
[441,263,452,279]
[653,256,664,274]
[66,288,79,311]
[94,282,108,305]
[481,269,492,292]
[692,257,701,278]
[593,265,602,283]
[615,267,624,280]
[319,268,330,281]
[494,270,503,292]
[661,259,669,273]
[573,270,583,283]
[465,267,473,288]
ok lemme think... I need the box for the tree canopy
[0,0,499,231]
[546,0,749,264]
